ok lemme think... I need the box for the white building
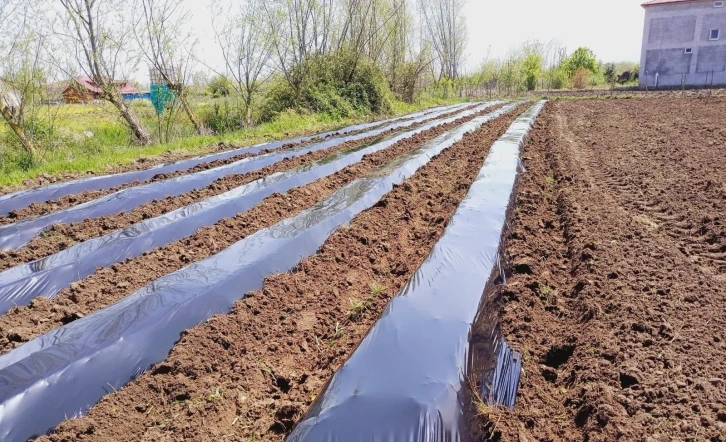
[640,0,726,87]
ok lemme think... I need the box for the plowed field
[485,97,726,442]
[1,98,723,442]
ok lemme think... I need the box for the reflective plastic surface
[0,104,466,216]
[0,103,500,314]
[0,104,470,251]
[288,101,546,442]
[0,105,515,442]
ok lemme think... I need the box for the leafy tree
[566,47,599,76]
[523,53,543,91]
[604,62,616,85]
[207,75,232,98]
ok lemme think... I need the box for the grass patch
[369,281,386,297]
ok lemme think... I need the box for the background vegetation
[0,0,639,188]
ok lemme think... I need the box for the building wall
[640,0,726,87]
[62,87,96,104]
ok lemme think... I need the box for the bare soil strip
[475,98,726,441]
[0,104,518,356]
[0,107,487,270]
[0,106,474,225]
[34,105,527,442]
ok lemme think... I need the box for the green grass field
[0,95,466,188]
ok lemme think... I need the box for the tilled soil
[34,105,527,442]
[0,105,490,271]
[0,106,472,224]
[0,104,520,355]
[475,98,726,441]
[534,89,726,99]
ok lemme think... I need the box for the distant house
[640,0,726,88]
[62,76,147,103]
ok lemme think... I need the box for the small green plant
[348,297,366,319]
[545,176,555,186]
[333,322,345,340]
[348,282,387,320]
[258,360,277,382]
[187,397,204,411]
[39,229,62,238]
[369,282,386,297]
[207,388,223,402]
[539,283,555,303]
[152,419,171,430]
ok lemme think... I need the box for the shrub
[260,50,392,122]
[546,67,570,90]
[199,100,246,133]
[572,68,590,89]
[604,62,616,85]
[207,75,232,98]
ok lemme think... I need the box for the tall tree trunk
[1,104,37,159]
[244,92,253,128]
[107,93,153,145]
[175,87,205,135]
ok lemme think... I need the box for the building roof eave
[642,0,705,7]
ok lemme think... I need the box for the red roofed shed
[62,76,138,104]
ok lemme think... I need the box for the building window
[710,29,721,40]
[685,48,693,54]
[715,1,724,7]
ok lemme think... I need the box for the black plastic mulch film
[0,103,520,442]
[0,104,469,251]
[0,104,458,216]
[287,101,546,442]
[0,103,499,315]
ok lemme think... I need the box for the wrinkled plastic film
[0,104,465,216]
[0,104,478,251]
[0,108,510,442]
[287,101,546,442]
[0,103,508,314]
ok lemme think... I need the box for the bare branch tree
[211,0,272,127]
[417,0,467,80]
[0,0,45,158]
[133,0,206,134]
[55,0,153,145]
[337,0,404,82]
[261,0,336,97]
